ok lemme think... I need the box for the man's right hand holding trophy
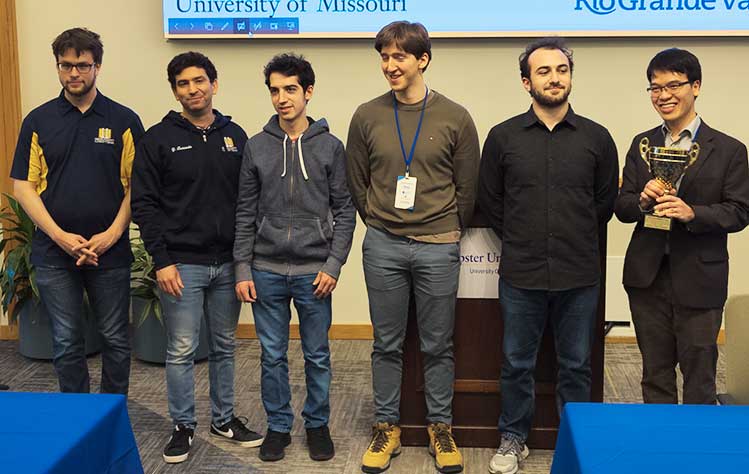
[638,138,700,230]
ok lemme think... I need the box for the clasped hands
[55,228,120,267]
[639,179,695,223]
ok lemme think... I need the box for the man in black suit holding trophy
[615,48,749,405]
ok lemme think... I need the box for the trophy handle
[639,137,651,170]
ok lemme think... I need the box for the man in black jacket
[132,52,262,464]
[615,48,749,406]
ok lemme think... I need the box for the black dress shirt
[478,106,619,290]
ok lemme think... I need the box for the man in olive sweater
[346,21,480,474]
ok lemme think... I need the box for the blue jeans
[251,269,332,432]
[363,226,460,425]
[35,266,131,394]
[498,279,600,441]
[160,263,240,429]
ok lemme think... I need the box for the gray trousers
[626,257,722,405]
[362,226,460,425]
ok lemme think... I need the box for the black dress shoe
[259,429,291,462]
[307,425,335,461]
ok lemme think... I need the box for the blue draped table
[0,392,143,474]
[551,402,749,474]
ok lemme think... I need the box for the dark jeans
[626,259,722,405]
[251,269,332,432]
[35,266,131,394]
[498,279,599,441]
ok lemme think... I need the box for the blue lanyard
[393,86,428,177]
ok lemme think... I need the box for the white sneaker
[488,435,529,474]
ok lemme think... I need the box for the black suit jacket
[615,121,749,309]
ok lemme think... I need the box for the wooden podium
[398,223,607,449]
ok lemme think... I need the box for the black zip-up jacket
[132,110,248,270]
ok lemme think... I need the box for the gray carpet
[0,339,726,474]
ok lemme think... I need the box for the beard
[530,83,572,107]
[64,79,95,97]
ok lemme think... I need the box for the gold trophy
[639,137,700,231]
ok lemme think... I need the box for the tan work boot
[361,422,401,473]
[427,422,463,473]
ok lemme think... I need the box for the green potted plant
[1,194,100,359]
[130,233,208,363]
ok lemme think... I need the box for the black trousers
[625,257,722,405]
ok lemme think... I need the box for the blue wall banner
[164,0,749,38]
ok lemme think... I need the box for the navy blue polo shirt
[11,90,145,268]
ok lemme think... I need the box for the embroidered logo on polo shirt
[223,136,238,153]
[94,128,115,145]
[171,145,193,153]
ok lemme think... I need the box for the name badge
[395,175,417,210]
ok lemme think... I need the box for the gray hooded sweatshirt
[234,115,356,282]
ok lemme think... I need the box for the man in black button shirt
[11,28,144,395]
[478,37,619,474]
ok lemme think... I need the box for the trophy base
[644,214,672,231]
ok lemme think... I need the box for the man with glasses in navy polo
[11,27,144,394]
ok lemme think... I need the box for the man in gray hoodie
[233,53,356,463]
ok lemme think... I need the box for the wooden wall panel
[0,0,21,197]
[0,0,21,338]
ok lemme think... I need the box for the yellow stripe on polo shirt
[120,128,135,190]
[28,132,49,195]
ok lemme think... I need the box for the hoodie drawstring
[281,134,288,178]
[280,133,309,181]
[297,133,308,181]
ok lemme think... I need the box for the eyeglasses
[57,62,95,73]
[646,81,691,96]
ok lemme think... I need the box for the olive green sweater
[345,90,480,236]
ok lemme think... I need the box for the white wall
[14,1,749,325]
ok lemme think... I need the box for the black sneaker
[259,429,292,462]
[163,424,194,464]
[210,416,264,447]
[306,425,335,461]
